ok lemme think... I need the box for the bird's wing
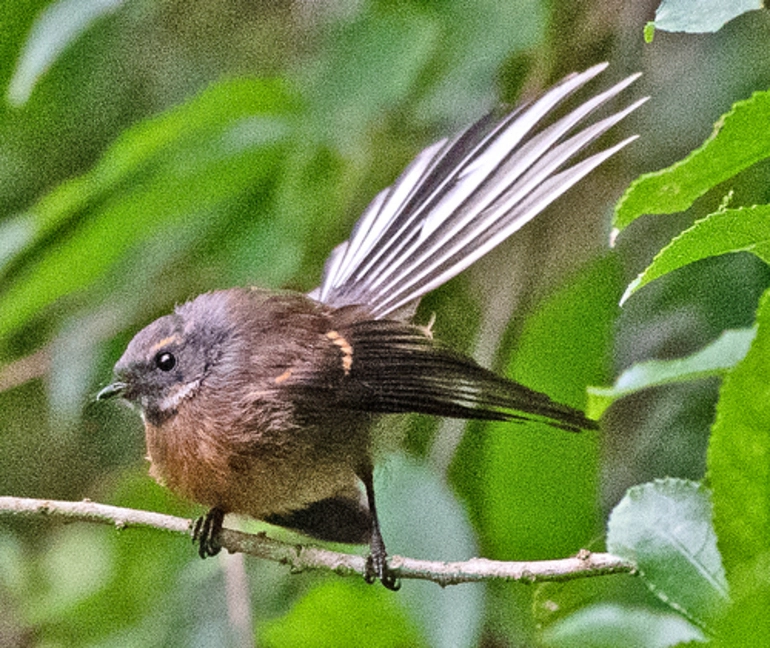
[328,319,596,433]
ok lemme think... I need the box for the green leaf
[621,205,770,303]
[587,327,756,418]
[709,287,770,639]
[24,76,292,249]
[651,0,763,34]
[714,555,770,648]
[8,0,126,106]
[540,603,705,648]
[607,479,729,632]
[709,285,770,572]
[259,580,424,648]
[614,89,770,231]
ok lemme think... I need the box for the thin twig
[0,496,635,585]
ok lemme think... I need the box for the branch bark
[0,496,635,586]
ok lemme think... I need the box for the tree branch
[0,496,635,585]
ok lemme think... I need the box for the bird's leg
[192,506,224,558]
[360,467,400,591]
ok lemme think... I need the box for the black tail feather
[336,320,596,433]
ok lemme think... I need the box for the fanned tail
[314,63,645,318]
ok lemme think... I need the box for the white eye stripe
[159,379,201,412]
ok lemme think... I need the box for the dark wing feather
[335,320,596,433]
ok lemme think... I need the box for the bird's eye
[155,352,176,372]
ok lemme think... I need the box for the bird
[98,63,645,590]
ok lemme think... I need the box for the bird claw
[365,553,400,591]
[192,508,224,558]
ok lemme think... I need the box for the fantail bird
[98,63,645,589]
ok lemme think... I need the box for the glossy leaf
[614,89,770,231]
[607,479,728,632]
[651,0,762,35]
[621,205,770,304]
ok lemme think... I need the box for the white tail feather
[314,64,646,317]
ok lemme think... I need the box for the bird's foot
[365,550,400,591]
[192,507,224,558]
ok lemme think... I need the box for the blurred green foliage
[1,0,770,647]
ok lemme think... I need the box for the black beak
[97,382,127,401]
